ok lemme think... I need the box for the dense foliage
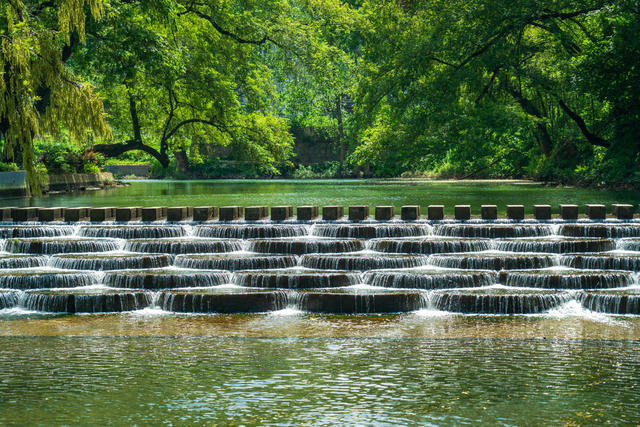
[1,0,638,188]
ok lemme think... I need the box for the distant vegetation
[1,1,638,193]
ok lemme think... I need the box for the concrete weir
[0,203,639,315]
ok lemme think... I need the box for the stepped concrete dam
[0,203,639,316]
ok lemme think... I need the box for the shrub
[0,162,19,172]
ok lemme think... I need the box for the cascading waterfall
[78,225,187,239]
[7,238,120,254]
[429,253,557,270]
[51,254,172,270]
[125,238,242,254]
[312,224,431,239]
[0,290,19,309]
[0,219,638,315]
[294,289,424,314]
[363,270,498,289]
[174,253,298,271]
[158,288,289,313]
[23,289,152,313]
[0,225,74,238]
[103,269,232,289]
[0,255,48,269]
[0,271,98,289]
[559,224,640,238]
[429,289,572,314]
[493,238,616,253]
[577,290,640,314]
[299,253,429,270]
[232,269,360,289]
[194,224,309,239]
[249,239,364,254]
[498,270,634,289]
[433,224,553,238]
[561,254,640,271]
[617,238,640,251]
[373,238,490,254]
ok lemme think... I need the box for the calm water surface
[8,179,640,214]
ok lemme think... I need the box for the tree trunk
[91,141,170,167]
[174,149,189,174]
[507,87,553,156]
[336,96,345,163]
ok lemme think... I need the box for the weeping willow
[0,0,110,195]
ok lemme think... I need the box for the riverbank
[0,171,127,197]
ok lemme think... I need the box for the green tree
[0,1,109,194]
[352,0,639,182]
[72,1,295,175]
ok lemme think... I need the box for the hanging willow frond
[0,0,109,196]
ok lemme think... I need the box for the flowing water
[3,178,640,423]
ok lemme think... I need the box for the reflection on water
[0,336,638,425]
[9,179,640,215]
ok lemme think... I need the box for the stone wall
[0,171,27,196]
[105,164,151,177]
[46,173,115,192]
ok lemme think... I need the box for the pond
[7,178,640,214]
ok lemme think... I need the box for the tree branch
[475,66,502,105]
[163,118,232,143]
[538,8,601,20]
[179,5,269,45]
[557,99,610,147]
[91,140,169,166]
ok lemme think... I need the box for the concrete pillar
[612,204,634,220]
[64,207,90,222]
[89,207,116,222]
[481,205,497,220]
[11,207,38,222]
[116,207,141,222]
[219,206,243,221]
[271,206,293,221]
[427,205,444,220]
[167,207,191,221]
[533,205,552,220]
[506,205,525,221]
[454,205,471,221]
[322,206,344,221]
[141,207,167,222]
[297,206,319,221]
[559,204,579,220]
[586,204,606,220]
[375,206,394,221]
[193,206,218,221]
[401,205,420,221]
[38,207,64,222]
[245,206,268,221]
[348,206,369,222]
